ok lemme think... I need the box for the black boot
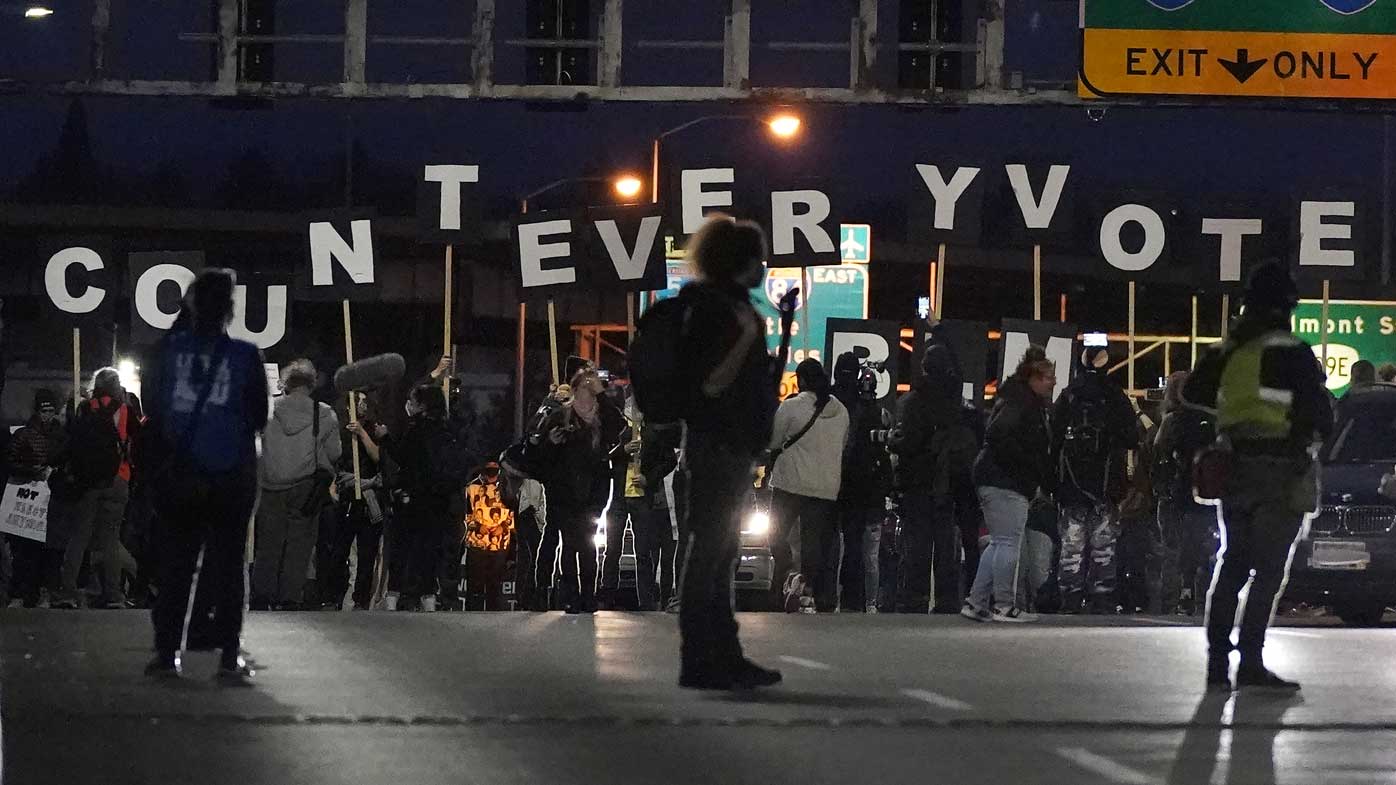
[144,651,180,679]
[1206,653,1232,692]
[1237,663,1300,692]
[730,658,783,689]
[215,648,256,687]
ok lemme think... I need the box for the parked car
[1284,385,1396,626]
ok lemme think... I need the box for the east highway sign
[1080,0,1396,100]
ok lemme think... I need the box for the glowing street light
[24,6,53,18]
[767,113,802,140]
[613,175,644,200]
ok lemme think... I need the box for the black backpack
[64,400,124,491]
[629,296,694,425]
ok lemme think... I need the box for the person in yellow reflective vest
[1183,262,1332,693]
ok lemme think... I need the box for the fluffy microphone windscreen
[334,353,407,394]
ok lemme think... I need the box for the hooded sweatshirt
[768,391,850,501]
[260,393,342,490]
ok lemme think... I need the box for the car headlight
[742,511,771,536]
[593,529,607,549]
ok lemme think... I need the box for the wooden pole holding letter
[1221,294,1230,343]
[1032,244,1042,321]
[442,245,454,411]
[72,328,81,411]
[547,298,560,387]
[1321,279,1332,374]
[1189,295,1198,369]
[342,300,362,500]
[935,243,947,320]
[1127,281,1136,394]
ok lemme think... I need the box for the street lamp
[649,109,804,203]
[23,6,53,18]
[767,113,802,140]
[613,175,644,201]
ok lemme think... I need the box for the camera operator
[832,351,893,613]
[889,346,978,614]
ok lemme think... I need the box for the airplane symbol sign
[840,224,871,263]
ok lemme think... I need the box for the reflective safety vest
[1216,331,1302,441]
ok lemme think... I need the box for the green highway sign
[1292,299,1396,395]
[840,224,871,263]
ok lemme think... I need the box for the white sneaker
[783,573,806,614]
[798,595,817,615]
[384,592,399,612]
[420,596,437,613]
[991,606,1038,623]
[865,604,879,615]
[960,602,991,622]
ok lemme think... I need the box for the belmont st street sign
[1080,0,1396,100]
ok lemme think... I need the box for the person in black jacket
[1184,262,1330,692]
[965,349,1056,622]
[832,352,892,613]
[1051,344,1141,614]
[383,384,454,613]
[1152,371,1216,616]
[536,368,618,614]
[889,346,978,613]
[674,215,782,690]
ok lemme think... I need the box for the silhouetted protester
[534,368,618,614]
[53,368,138,609]
[143,269,269,683]
[673,216,782,689]
[324,394,392,611]
[383,384,459,613]
[889,345,976,614]
[252,360,340,610]
[1184,262,1330,692]
[6,389,68,607]
[1378,363,1396,384]
[831,352,892,613]
[1152,371,1217,615]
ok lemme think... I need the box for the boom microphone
[334,353,406,395]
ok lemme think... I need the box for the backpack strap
[770,396,830,466]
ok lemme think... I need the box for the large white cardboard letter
[423,164,480,232]
[45,247,106,315]
[1004,164,1070,229]
[135,263,197,331]
[1299,201,1356,268]
[1201,218,1264,282]
[595,216,662,281]
[1100,204,1165,272]
[518,220,577,288]
[770,190,835,256]
[681,168,735,234]
[915,165,981,230]
[309,220,376,286]
[229,284,289,349]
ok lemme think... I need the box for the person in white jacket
[768,359,849,614]
[252,360,341,609]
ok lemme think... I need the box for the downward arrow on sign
[1217,49,1268,84]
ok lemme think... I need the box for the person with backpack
[52,368,137,609]
[1184,262,1329,692]
[832,352,892,613]
[1051,342,1141,615]
[1152,371,1216,616]
[631,215,784,689]
[252,360,341,610]
[964,349,1057,623]
[533,368,619,614]
[143,268,269,682]
[890,345,978,614]
[381,384,453,612]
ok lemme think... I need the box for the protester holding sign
[5,390,67,607]
[144,268,269,683]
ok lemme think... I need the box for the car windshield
[1326,399,1396,463]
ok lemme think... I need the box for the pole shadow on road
[1166,690,1301,785]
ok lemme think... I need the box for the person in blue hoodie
[142,269,269,684]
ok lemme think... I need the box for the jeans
[626,498,665,610]
[771,489,840,611]
[652,504,679,608]
[1206,454,1315,666]
[1017,528,1054,612]
[896,493,960,613]
[1154,497,1217,613]
[59,477,131,605]
[252,480,319,606]
[838,502,882,611]
[465,547,508,610]
[968,486,1030,613]
[151,467,258,658]
[678,431,750,670]
[1058,502,1120,608]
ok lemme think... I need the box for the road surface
[3,609,1394,784]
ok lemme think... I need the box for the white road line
[777,655,833,671]
[1271,629,1324,639]
[1055,747,1158,785]
[1130,617,1192,626]
[900,688,974,711]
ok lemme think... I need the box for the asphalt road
[4,608,1394,785]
